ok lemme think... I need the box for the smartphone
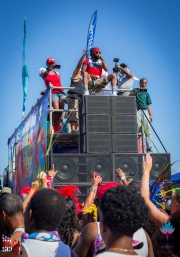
[91,171,102,186]
[140,88,147,92]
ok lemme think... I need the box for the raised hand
[83,49,87,56]
[142,153,152,173]
[48,164,58,178]
[39,172,47,187]
[116,168,125,179]
[31,181,39,190]
[91,172,102,187]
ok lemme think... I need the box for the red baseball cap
[91,47,100,53]
[46,58,56,64]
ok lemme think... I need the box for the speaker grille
[113,134,138,153]
[111,96,136,115]
[80,114,111,134]
[112,115,137,134]
[114,153,171,182]
[79,95,110,117]
[53,153,113,183]
[80,134,112,153]
[114,154,139,181]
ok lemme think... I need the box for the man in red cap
[82,47,117,95]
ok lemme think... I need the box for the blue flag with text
[86,11,97,58]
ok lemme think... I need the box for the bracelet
[90,187,97,191]
[91,185,98,190]
[90,189,96,193]
[120,176,126,181]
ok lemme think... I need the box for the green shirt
[130,88,152,110]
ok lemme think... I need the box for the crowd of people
[0,153,180,256]
[39,48,153,152]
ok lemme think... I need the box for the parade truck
[7,85,172,201]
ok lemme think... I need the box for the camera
[113,58,120,73]
[54,64,61,69]
[113,58,120,63]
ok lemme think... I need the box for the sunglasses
[94,51,101,54]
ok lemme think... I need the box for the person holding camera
[129,78,153,153]
[39,58,66,132]
[115,62,137,96]
[82,47,117,95]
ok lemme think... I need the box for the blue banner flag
[22,18,29,115]
[86,11,97,58]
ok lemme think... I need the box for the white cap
[39,67,46,76]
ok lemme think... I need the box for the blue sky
[0,0,180,176]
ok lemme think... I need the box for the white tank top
[22,239,71,257]
[93,224,148,257]
[133,228,148,257]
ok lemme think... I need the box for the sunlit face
[170,198,180,215]
[47,62,55,70]
[139,79,147,88]
[92,50,101,60]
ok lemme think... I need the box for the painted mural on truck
[8,89,50,192]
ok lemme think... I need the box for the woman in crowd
[74,181,154,257]
[58,196,81,247]
[140,153,180,255]
[39,58,66,132]
[97,185,150,257]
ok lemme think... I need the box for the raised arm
[140,153,169,228]
[23,181,39,213]
[116,168,128,185]
[72,50,87,79]
[115,64,133,78]
[81,173,102,212]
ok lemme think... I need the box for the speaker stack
[52,96,171,202]
[79,95,138,153]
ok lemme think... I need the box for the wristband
[90,189,96,193]
[120,176,126,181]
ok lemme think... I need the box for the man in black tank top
[66,50,86,132]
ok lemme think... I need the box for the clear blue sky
[0,0,180,176]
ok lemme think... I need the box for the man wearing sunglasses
[82,47,117,95]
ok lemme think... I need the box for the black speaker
[80,134,112,153]
[79,95,111,117]
[113,134,138,153]
[112,115,137,134]
[53,153,113,183]
[111,96,136,115]
[79,114,111,134]
[114,153,171,182]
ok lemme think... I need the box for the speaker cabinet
[79,95,111,117]
[113,134,138,153]
[80,134,112,153]
[53,153,113,183]
[112,115,137,134]
[79,114,111,134]
[114,153,171,182]
[111,96,137,115]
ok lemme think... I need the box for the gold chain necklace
[108,247,135,253]
[16,225,25,229]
